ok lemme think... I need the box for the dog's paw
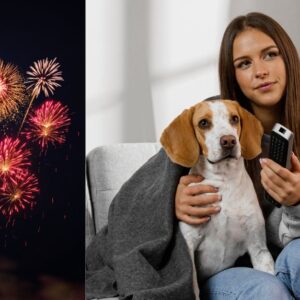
[255,260,275,275]
[250,248,275,275]
[264,263,275,275]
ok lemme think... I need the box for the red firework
[0,171,39,217]
[23,100,71,150]
[0,137,31,179]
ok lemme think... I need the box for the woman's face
[233,28,286,109]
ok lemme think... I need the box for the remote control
[264,123,294,207]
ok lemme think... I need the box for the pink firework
[0,171,39,217]
[0,137,31,179]
[23,100,71,149]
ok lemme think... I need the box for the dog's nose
[220,135,236,150]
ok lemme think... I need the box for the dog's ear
[237,104,264,160]
[160,106,200,167]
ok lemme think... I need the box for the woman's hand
[260,153,300,206]
[175,174,221,225]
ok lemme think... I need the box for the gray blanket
[86,148,195,300]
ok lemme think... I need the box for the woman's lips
[255,82,275,91]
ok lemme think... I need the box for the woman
[175,12,300,299]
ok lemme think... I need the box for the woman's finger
[182,193,221,206]
[260,168,286,195]
[179,174,203,186]
[260,158,292,181]
[183,204,221,218]
[178,214,211,226]
[185,184,219,196]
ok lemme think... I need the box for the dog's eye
[198,119,210,129]
[230,115,239,125]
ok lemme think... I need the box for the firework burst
[22,100,71,150]
[26,57,63,99]
[0,171,39,218]
[18,58,64,134]
[0,60,26,122]
[0,137,31,179]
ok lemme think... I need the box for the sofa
[86,143,161,300]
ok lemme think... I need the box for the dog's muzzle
[220,135,236,150]
[207,135,238,164]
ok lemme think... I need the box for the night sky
[0,0,85,282]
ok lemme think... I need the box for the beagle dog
[160,99,275,300]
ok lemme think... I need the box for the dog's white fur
[161,100,275,300]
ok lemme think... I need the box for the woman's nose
[255,62,269,78]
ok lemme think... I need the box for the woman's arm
[260,154,300,245]
[175,174,221,225]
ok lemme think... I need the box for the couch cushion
[86,143,160,234]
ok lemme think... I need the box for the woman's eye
[230,115,239,125]
[198,119,210,129]
[235,60,251,70]
[265,51,279,60]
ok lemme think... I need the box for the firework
[0,137,31,179]
[22,100,71,150]
[0,171,39,217]
[26,57,63,99]
[0,60,26,122]
[18,58,64,134]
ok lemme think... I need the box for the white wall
[86,0,300,153]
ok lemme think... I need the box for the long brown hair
[219,12,300,157]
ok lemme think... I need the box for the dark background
[0,0,85,290]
